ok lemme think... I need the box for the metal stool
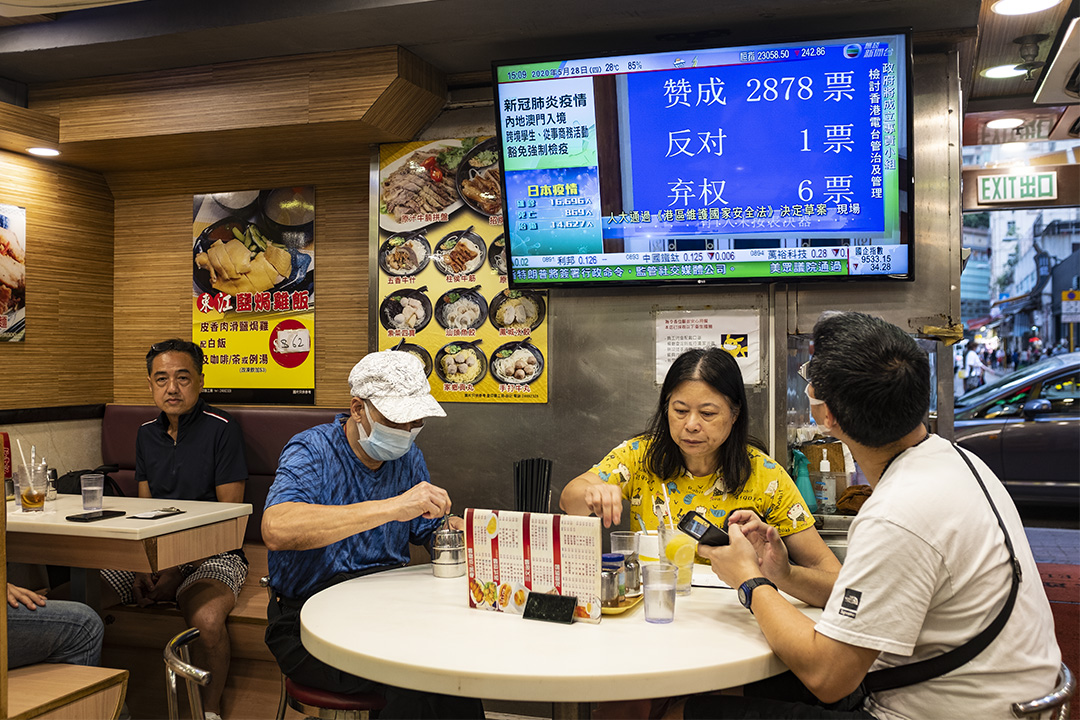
[164,628,210,720]
[1012,662,1075,719]
[278,677,386,720]
[261,576,386,720]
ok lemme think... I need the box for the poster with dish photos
[0,204,26,342]
[191,187,315,404]
[465,509,602,623]
[375,137,548,405]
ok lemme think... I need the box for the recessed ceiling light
[986,118,1025,129]
[992,0,1062,15]
[27,147,60,157]
[981,64,1028,78]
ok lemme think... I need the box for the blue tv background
[622,49,894,235]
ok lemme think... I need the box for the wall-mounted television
[491,30,913,289]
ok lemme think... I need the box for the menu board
[191,188,316,404]
[465,508,602,623]
[0,203,26,342]
[375,137,549,404]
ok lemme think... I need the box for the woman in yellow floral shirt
[560,347,839,598]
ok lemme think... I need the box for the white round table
[301,565,820,717]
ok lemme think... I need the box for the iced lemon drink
[658,522,695,596]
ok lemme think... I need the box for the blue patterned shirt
[266,413,440,599]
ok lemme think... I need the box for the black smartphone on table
[66,509,126,522]
[678,510,730,546]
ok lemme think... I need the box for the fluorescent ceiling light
[986,118,1025,128]
[992,0,1063,15]
[27,147,60,157]
[982,64,1028,78]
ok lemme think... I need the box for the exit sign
[977,172,1058,204]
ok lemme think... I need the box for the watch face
[738,584,751,608]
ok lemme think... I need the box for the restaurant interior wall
[0,48,960,534]
[402,51,962,526]
[0,149,113,475]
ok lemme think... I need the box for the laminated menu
[464,508,602,623]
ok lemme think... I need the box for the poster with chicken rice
[191,187,315,404]
[0,204,26,342]
[375,137,549,405]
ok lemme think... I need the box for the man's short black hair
[809,312,929,448]
[146,339,204,376]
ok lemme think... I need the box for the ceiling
[0,0,1075,139]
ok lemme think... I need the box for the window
[1039,372,1079,415]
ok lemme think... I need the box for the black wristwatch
[737,577,777,613]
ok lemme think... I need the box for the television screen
[491,30,913,288]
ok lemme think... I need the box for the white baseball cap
[348,350,445,424]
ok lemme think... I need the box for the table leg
[71,567,102,611]
[552,701,591,720]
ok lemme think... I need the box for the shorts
[101,551,248,605]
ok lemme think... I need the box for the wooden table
[7,495,250,606]
[301,564,822,720]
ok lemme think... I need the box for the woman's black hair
[641,347,758,494]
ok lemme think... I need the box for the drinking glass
[657,521,694,596]
[642,563,676,624]
[610,531,641,597]
[19,464,47,513]
[81,473,105,511]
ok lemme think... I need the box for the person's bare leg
[177,578,236,717]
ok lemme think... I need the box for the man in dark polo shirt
[101,338,247,720]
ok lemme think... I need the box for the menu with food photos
[191,187,316,404]
[464,508,602,623]
[373,137,549,405]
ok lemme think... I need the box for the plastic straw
[15,438,28,473]
[659,482,674,529]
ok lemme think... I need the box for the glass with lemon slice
[657,520,695,596]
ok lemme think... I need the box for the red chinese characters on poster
[191,188,315,404]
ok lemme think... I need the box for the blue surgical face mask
[356,404,422,461]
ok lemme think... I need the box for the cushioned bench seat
[101,404,341,545]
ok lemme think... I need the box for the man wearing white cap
[262,350,482,719]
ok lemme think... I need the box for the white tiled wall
[1,418,103,478]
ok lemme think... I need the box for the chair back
[1012,662,1075,719]
[164,627,211,720]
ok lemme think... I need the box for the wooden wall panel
[109,157,369,409]
[28,46,445,174]
[0,151,113,411]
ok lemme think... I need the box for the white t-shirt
[965,349,983,376]
[815,434,1059,720]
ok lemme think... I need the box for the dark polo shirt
[135,397,247,501]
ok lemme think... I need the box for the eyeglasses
[799,361,826,406]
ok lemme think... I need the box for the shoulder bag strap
[861,444,1022,694]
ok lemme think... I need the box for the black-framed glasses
[798,360,812,382]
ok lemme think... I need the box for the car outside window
[1039,372,1079,415]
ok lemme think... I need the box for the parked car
[953,352,1079,505]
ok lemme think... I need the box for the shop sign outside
[1063,290,1080,324]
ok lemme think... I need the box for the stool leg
[276,674,288,720]
[165,667,180,720]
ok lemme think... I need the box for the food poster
[376,137,549,404]
[0,204,27,342]
[191,188,315,404]
[465,508,602,623]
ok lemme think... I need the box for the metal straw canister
[431,526,466,578]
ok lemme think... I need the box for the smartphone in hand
[677,510,730,546]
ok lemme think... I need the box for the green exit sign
[977,172,1058,204]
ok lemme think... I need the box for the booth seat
[100,404,340,545]
[98,403,340,718]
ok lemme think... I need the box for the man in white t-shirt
[671,312,1060,720]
